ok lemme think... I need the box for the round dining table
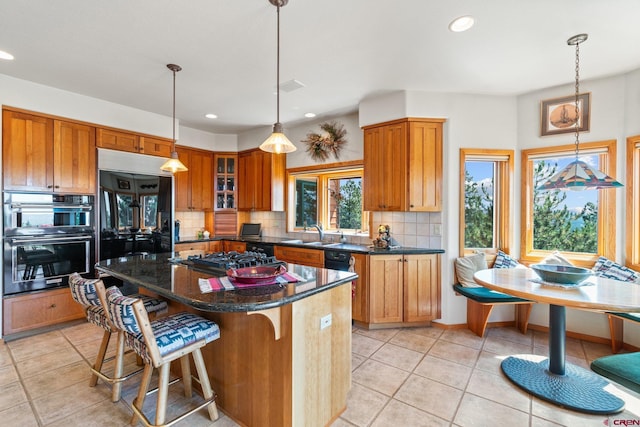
[474,267,640,415]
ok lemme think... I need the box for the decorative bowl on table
[226,264,287,285]
[530,264,593,285]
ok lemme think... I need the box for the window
[288,165,366,233]
[459,149,513,257]
[141,194,158,229]
[116,193,134,229]
[521,140,618,266]
[626,135,640,271]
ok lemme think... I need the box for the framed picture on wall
[117,179,131,190]
[540,92,591,136]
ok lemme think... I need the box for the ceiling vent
[279,79,305,92]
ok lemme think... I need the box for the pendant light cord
[276,3,281,125]
[573,38,581,161]
[173,67,176,149]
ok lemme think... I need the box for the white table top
[473,268,640,313]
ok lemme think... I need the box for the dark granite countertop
[176,235,444,255]
[95,252,357,313]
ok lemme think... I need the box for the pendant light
[160,63,188,173]
[259,0,297,154]
[537,34,622,191]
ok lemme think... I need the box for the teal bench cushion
[591,352,640,394]
[607,312,640,322]
[453,283,531,304]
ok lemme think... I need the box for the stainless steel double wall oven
[3,192,95,295]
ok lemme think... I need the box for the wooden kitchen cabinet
[369,253,440,325]
[214,153,237,211]
[237,148,285,211]
[351,253,370,323]
[3,287,85,335]
[363,118,444,211]
[97,128,173,157]
[223,240,246,253]
[274,245,324,268]
[175,241,211,253]
[2,109,96,194]
[174,146,214,211]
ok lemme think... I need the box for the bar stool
[100,285,220,427]
[68,273,168,402]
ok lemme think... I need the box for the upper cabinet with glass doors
[214,153,237,211]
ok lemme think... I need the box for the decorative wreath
[302,121,347,162]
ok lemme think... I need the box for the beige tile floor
[1,321,640,426]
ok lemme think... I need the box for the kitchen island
[95,252,356,427]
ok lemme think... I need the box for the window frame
[286,161,366,234]
[626,135,640,271]
[459,148,514,258]
[520,139,618,267]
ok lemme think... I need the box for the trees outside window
[459,149,513,257]
[288,166,366,233]
[521,140,618,266]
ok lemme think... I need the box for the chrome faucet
[312,223,324,241]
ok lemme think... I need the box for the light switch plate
[320,314,332,330]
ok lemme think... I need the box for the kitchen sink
[280,239,341,247]
[304,241,342,247]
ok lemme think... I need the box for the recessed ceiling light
[304,113,316,118]
[0,50,15,60]
[448,15,475,32]
[205,113,217,119]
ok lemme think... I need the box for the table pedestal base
[501,355,625,415]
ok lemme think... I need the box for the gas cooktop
[180,251,284,274]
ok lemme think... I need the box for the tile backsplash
[249,211,443,249]
[175,210,443,249]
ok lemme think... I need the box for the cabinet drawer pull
[50,303,57,308]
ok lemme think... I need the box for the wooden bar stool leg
[90,330,111,387]
[180,355,192,398]
[156,363,171,426]
[192,348,219,421]
[111,331,126,402]
[131,364,154,426]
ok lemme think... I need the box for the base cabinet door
[3,288,85,335]
[403,254,441,323]
[369,255,403,323]
[274,246,324,268]
[369,253,441,325]
[351,253,369,323]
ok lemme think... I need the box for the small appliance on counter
[239,223,262,240]
[372,224,400,249]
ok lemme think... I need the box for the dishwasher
[324,250,351,271]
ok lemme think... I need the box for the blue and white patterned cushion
[69,272,101,307]
[105,286,141,334]
[125,312,220,365]
[493,250,520,269]
[593,256,640,283]
[86,305,114,332]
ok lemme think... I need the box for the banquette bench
[453,250,533,337]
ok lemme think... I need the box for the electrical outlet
[320,314,332,330]
[433,224,442,236]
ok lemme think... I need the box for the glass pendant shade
[160,151,188,173]
[260,123,297,154]
[536,159,623,191]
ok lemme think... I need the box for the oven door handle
[9,235,93,244]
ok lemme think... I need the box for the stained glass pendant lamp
[259,0,297,154]
[160,64,188,173]
[537,34,622,191]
